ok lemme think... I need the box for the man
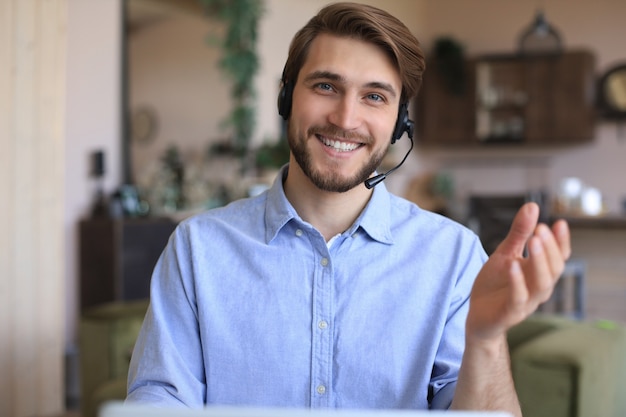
[127,3,570,416]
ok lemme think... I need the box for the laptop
[99,401,513,417]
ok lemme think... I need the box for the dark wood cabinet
[79,217,177,310]
[416,50,596,146]
[416,58,476,146]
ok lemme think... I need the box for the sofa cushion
[511,320,626,417]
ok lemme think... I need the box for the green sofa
[508,314,626,417]
[79,302,626,417]
[79,299,149,417]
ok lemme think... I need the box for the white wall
[65,0,123,345]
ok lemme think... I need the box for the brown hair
[282,2,425,103]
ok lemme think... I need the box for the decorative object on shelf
[404,172,454,217]
[89,149,108,217]
[597,62,626,122]
[137,143,242,217]
[555,177,606,217]
[113,184,149,217]
[517,9,563,55]
[432,37,466,96]
[157,145,186,212]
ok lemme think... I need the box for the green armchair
[79,299,149,417]
[508,314,626,417]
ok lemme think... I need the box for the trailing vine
[200,0,264,154]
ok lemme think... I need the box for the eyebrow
[302,70,398,99]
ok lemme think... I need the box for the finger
[535,223,567,278]
[509,259,529,309]
[525,234,556,304]
[495,202,540,258]
[551,219,572,260]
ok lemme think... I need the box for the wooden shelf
[552,215,626,229]
[416,50,597,147]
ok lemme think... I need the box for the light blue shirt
[127,166,487,410]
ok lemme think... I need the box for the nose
[328,96,362,131]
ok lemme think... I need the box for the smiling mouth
[318,135,363,152]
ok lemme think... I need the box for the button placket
[311,246,332,407]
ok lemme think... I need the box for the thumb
[494,202,540,258]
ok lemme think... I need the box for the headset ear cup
[277,81,293,120]
[391,103,410,144]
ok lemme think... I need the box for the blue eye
[317,83,333,91]
[368,93,384,102]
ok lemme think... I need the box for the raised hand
[466,202,571,342]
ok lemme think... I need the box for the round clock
[131,107,158,144]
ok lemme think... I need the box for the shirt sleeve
[428,232,488,409]
[126,222,206,407]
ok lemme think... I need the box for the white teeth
[321,137,359,152]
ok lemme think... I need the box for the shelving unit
[417,49,596,147]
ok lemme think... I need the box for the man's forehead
[299,34,401,94]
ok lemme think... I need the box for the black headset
[277,79,414,144]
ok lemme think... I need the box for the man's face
[287,33,402,193]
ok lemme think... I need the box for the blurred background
[2,0,626,415]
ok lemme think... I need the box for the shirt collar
[264,165,297,244]
[353,180,394,245]
[264,165,394,245]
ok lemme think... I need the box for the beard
[288,123,389,193]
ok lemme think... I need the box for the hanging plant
[200,0,264,155]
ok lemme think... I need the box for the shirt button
[318,320,328,330]
[320,258,329,266]
[295,229,303,237]
[317,385,326,395]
